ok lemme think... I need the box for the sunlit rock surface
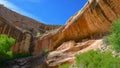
[34,0,120,54]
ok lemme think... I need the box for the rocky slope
[47,39,104,68]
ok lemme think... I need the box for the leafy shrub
[0,34,15,59]
[107,18,120,51]
[0,34,32,67]
[42,49,48,54]
[36,32,41,37]
[58,64,70,68]
[75,50,120,68]
[0,34,15,67]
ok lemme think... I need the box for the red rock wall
[0,16,32,53]
[0,5,60,35]
[0,5,60,54]
[34,0,120,55]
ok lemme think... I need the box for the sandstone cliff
[34,0,120,67]
[0,4,60,54]
[0,5,60,35]
[34,0,120,54]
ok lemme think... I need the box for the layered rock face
[0,5,60,53]
[47,39,104,67]
[0,16,32,53]
[45,0,120,67]
[0,5,60,35]
[34,0,120,54]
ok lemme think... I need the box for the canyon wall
[0,5,60,35]
[0,5,60,54]
[0,16,32,53]
[34,0,120,54]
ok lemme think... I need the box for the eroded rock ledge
[34,0,120,54]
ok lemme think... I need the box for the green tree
[0,34,15,59]
[107,18,120,51]
[0,34,32,67]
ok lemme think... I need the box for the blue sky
[0,0,87,25]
